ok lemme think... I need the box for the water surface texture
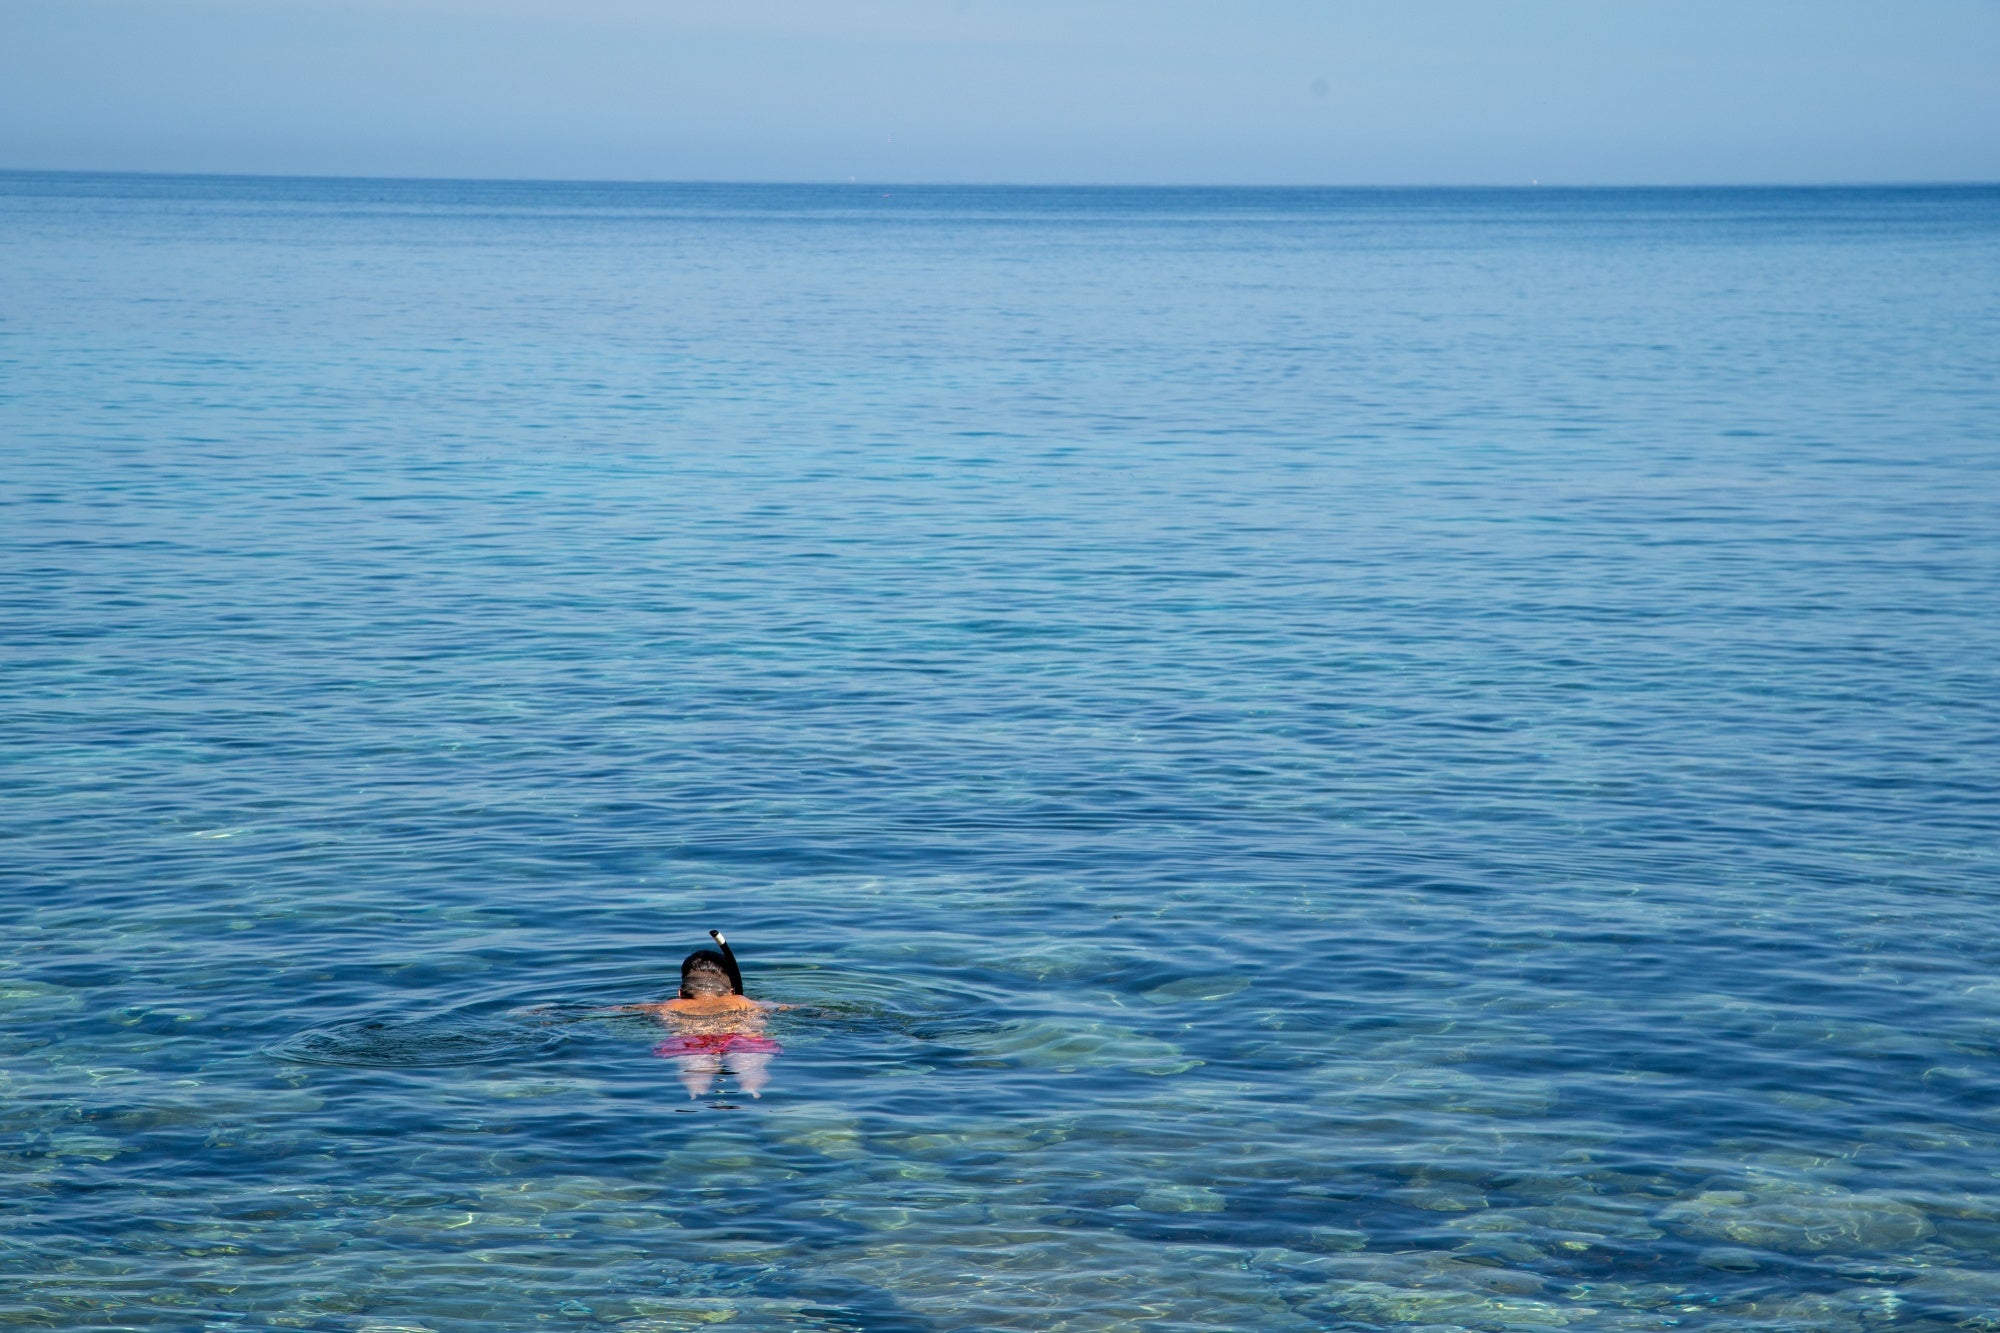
[4,175,2000,1331]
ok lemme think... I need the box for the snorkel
[709,929,745,995]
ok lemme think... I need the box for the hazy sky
[3,0,1997,184]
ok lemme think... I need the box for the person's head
[679,951,733,998]
[679,930,744,999]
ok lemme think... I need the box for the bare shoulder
[664,995,762,1016]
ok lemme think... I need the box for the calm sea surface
[3,174,1999,1332]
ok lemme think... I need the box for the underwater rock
[844,1205,916,1231]
[1721,1291,1871,1332]
[0,982,83,1015]
[46,1133,122,1161]
[1658,1183,1932,1254]
[688,1238,794,1266]
[1445,1208,1532,1235]
[1303,1226,1368,1252]
[1309,1065,1557,1120]
[844,1234,1304,1331]
[1304,1278,1585,1331]
[476,1175,674,1224]
[1695,1246,1760,1271]
[1909,1189,2000,1221]
[1902,1266,2000,1330]
[950,1019,1200,1075]
[1142,976,1250,1003]
[367,1209,484,1235]
[474,1076,601,1100]
[768,1102,868,1158]
[1508,1202,1665,1242]
[1398,1183,1488,1212]
[672,1165,798,1193]
[1767,1089,1846,1112]
[1291,1249,1582,1330]
[1135,1184,1226,1214]
[1855,1121,1980,1153]
[1455,1239,1544,1265]
[1006,940,1120,984]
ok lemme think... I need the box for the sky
[2,0,1997,185]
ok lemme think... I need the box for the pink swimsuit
[654,1032,783,1058]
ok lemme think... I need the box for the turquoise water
[3,174,1999,1331]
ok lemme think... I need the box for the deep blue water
[3,173,1999,1332]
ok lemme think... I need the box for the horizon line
[4,166,1998,193]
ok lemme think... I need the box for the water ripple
[3,175,1998,1331]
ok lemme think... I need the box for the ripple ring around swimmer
[268,1014,569,1068]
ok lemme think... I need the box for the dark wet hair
[679,930,744,999]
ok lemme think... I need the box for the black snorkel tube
[709,929,744,996]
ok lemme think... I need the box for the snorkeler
[642,931,786,1099]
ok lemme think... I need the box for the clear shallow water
[2,173,1999,1331]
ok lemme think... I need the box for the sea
[3,173,1998,1332]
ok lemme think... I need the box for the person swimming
[643,931,785,1099]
